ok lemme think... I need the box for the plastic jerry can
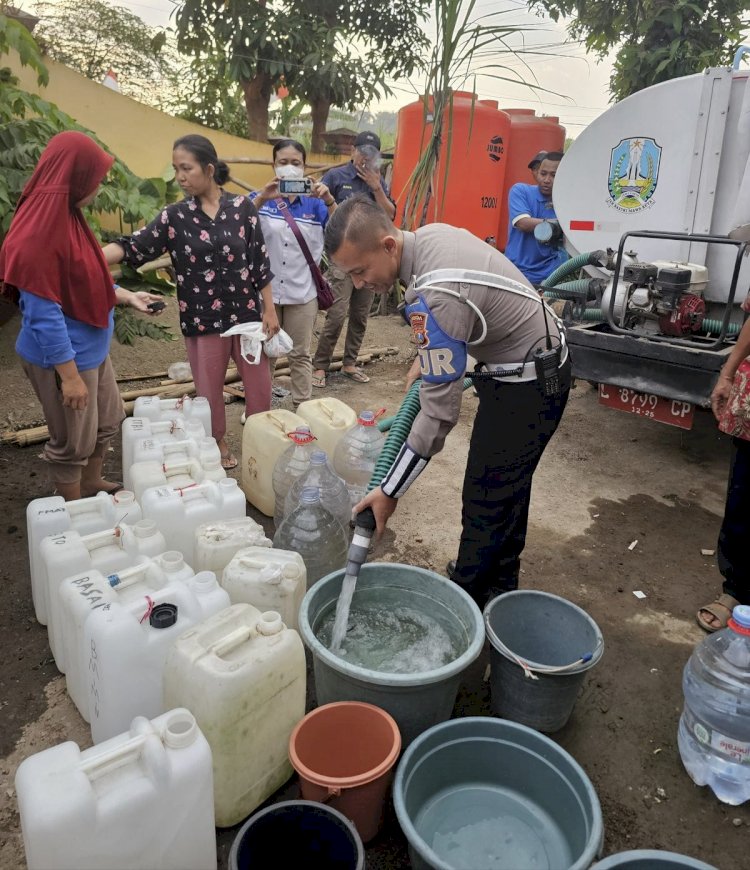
[122,417,206,489]
[27,490,141,625]
[140,478,246,564]
[130,457,226,503]
[241,409,306,516]
[193,518,271,575]
[222,546,306,632]
[128,436,221,482]
[86,571,230,744]
[15,708,216,870]
[40,519,167,670]
[59,558,194,721]
[297,397,358,462]
[163,605,306,827]
[132,394,213,435]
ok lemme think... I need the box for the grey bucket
[593,851,718,869]
[393,716,604,870]
[298,562,484,746]
[484,590,604,732]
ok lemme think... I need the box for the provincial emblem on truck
[607,137,662,213]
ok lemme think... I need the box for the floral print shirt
[719,358,750,441]
[117,193,274,337]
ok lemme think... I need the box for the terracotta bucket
[289,702,401,842]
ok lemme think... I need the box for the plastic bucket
[289,702,401,842]
[228,800,364,870]
[484,589,604,732]
[299,563,484,747]
[593,851,718,869]
[393,717,604,870]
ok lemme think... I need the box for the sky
[38,0,617,136]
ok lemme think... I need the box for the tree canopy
[529,0,750,100]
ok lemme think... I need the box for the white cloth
[220,323,293,363]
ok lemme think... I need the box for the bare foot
[80,479,122,497]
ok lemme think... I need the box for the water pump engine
[618,261,706,336]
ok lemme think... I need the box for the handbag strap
[275,198,318,270]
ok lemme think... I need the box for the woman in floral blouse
[104,134,279,469]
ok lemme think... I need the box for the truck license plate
[598,384,694,429]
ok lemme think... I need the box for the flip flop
[342,369,370,384]
[312,373,326,389]
[696,593,739,633]
[221,454,239,470]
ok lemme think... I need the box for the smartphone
[147,300,166,312]
[278,178,312,196]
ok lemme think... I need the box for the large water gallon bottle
[297,397,357,461]
[193,517,271,575]
[86,571,230,744]
[222,546,307,631]
[333,410,386,507]
[164,604,306,827]
[132,394,212,435]
[272,487,348,587]
[272,426,318,527]
[130,457,226,502]
[678,604,750,805]
[15,708,216,870]
[122,417,206,489]
[284,450,352,530]
[27,491,141,625]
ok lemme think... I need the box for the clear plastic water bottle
[333,410,386,508]
[284,450,352,530]
[272,427,317,527]
[678,604,750,805]
[272,487,349,586]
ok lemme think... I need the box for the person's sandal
[221,453,238,470]
[312,373,326,389]
[696,593,739,633]
[342,368,370,383]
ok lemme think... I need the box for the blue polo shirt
[505,183,567,285]
[321,161,394,206]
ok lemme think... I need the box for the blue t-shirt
[16,290,113,371]
[321,161,394,206]
[505,183,567,285]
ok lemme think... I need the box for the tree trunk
[310,96,331,153]
[241,70,273,142]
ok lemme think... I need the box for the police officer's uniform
[379,224,571,606]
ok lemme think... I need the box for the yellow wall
[10,54,334,193]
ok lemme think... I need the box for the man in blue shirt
[313,131,396,386]
[505,151,567,286]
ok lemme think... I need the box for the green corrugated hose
[369,378,473,483]
[543,280,592,300]
[555,307,742,334]
[541,251,604,289]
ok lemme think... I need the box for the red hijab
[0,131,116,328]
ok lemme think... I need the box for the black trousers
[718,436,750,605]
[452,360,571,607]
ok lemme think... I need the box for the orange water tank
[496,109,566,250]
[391,92,511,245]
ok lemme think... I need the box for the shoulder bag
[275,199,335,310]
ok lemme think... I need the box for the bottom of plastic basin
[413,782,572,870]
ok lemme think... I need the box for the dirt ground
[0,297,747,869]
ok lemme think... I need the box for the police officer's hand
[405,356,422,392]
[354,487,397,538]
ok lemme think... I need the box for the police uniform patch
[409,311,430,347]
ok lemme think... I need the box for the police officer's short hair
[325,193,394,256]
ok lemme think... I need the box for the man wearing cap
[527,150,547,180]
[505,151,567,286]
[312,132,396,386]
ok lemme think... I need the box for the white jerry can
[40,520,167,671]
[241,409,306,516]
[140,479,246,564]
[26,491,141,625]
[85,571,230,744]
[164,605,306,827]
[297,397,358,463]
[16,708,217,870]
[129,457,226,503]
[122,416,206,489]
[127,436,222,490]
[193,517,272,575]
[59,558,194,722]
[221,546,307,632]
[132,395,213,436]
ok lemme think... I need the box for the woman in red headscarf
[0,131,163,500]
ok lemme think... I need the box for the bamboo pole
[116,371,168,383]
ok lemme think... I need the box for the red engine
[658,294,705,336]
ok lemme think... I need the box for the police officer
[324,194,571,607]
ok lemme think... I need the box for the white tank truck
[540,50,750,429]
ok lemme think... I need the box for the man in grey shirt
[324,194,571,606]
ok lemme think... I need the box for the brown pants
[273,298,318,406]
[22,356,125,486]
[312,264,374,370]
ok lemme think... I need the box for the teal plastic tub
[594,851,717,869]
[394,717,604,870]
[298,563,485,747]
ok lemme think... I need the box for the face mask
[276,164,304,180]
